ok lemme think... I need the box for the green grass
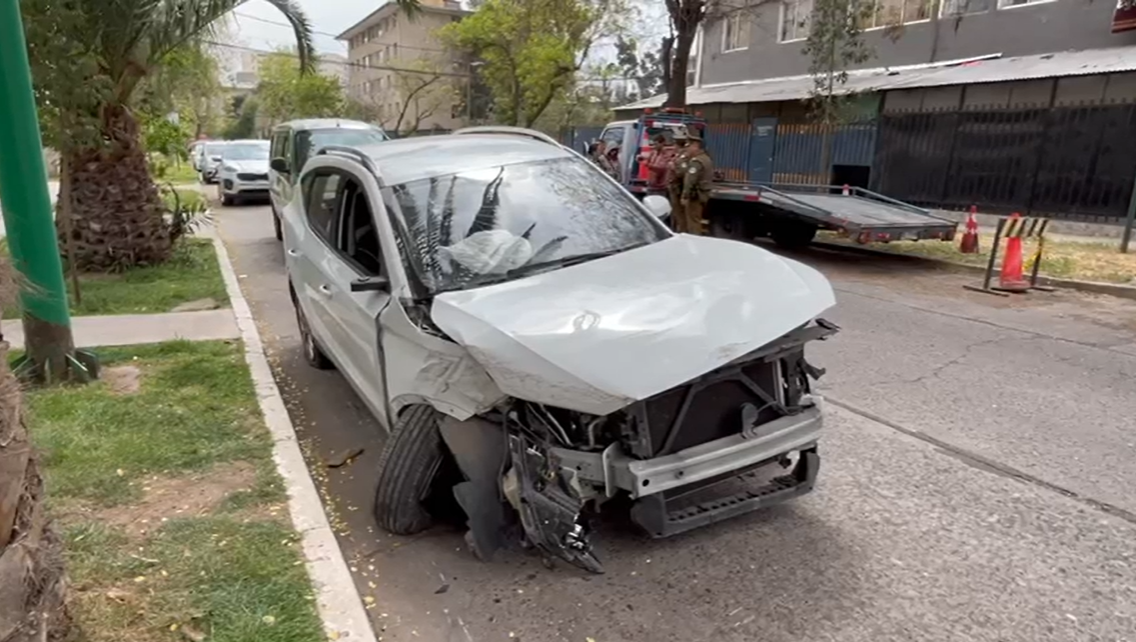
[820,231,1136,284]
[64,519,322,642]
[29,340,324,642]
[151,157,201,185]
[2,237,228,319]
[29,340,271,506]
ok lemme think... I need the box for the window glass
[293,128,388,173]
[304,172,342,241]
[222,143,270,160]
[722,11,750,51]
[780,0,815,41]
[339,186,384,276]
[386,156,667,295]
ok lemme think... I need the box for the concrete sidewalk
[0,309,240,350]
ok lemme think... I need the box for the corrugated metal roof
[617,45,1136,111]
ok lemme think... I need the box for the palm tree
[0,258,69,641]
[24,0,421,271]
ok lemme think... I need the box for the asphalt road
[217,201,1136,642]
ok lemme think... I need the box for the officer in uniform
[666,129,691,232]
[680,130,713,236]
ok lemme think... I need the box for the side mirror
[210,156,222,162]
[350,275,389,293]
[270,157,290,173]
[642,194,672,220]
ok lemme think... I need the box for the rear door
[287,168,345,358]
[288,163,391,425]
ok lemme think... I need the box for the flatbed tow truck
[588,108,959,248]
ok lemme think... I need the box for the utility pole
[0,0,97,382]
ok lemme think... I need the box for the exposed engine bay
[437,320,839,573]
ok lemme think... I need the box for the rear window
[294,128,388,171]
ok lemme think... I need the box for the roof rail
[315,145,378,174]
[452,126,560,147]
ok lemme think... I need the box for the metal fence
[557,107,1136,223]
[875,104,1136,223]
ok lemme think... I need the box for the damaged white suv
[281,127,838,573]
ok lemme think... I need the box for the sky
[223,0,672,59]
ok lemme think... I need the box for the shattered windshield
[387,156,667,294]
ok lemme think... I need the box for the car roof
[276,118,381,132]
[226,139,269,145]
[346,134,573,186]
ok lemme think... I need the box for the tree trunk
[63,105,172,272]
[0,260,71,642]
[664,27,696,108]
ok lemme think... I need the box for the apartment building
[337,0,470,133]
[699,0,1136,85]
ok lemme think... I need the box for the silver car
[217,140,271,206]
[280,127,838,573]
[198,141,231,184]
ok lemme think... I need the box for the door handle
[318,284,333,296]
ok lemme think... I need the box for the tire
[272,207,284,241]
[373,405,461,535]
[295,301,333,370]
[220,192,233,206]
[709,212,751,242]
[771,222,818,249]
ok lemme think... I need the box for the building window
[779,0,814,42]
[942,0,994,15]
[864,0,934,27]
[721,10,750,52]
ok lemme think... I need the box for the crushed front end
[446,319,838,573]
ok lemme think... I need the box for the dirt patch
[103,365,142,395]
[63,462,258,538]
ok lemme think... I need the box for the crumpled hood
[430,235,835,415]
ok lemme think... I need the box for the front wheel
[220,192,233,206]
[771,222,818,249]
[374,405,463,535]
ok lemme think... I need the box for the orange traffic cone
[999,213,1029,292]
[959,206,980,254]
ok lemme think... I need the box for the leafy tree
[224,97,261,139]
[20,0,419,271]
[803,0,875,177]
[379,56,460,135]
[439,0,628,127]
[615,35,664,100]
[257,51,347,126]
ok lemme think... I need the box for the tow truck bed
[711,181,958,243]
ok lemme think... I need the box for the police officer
[680,131,713,236]
[666,129,691,232]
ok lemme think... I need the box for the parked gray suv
[268,119,388,241]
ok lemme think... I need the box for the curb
[207,229,378,642]
[812,241,1136,302]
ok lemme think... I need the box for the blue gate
[748,118,777,183]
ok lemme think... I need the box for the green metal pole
[0,0,93,381]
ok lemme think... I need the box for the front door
[748,117,778,184]
[321,181,391,426]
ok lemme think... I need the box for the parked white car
[217,140,271,206]
[197,141,231,184]
[280,127,838,573]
